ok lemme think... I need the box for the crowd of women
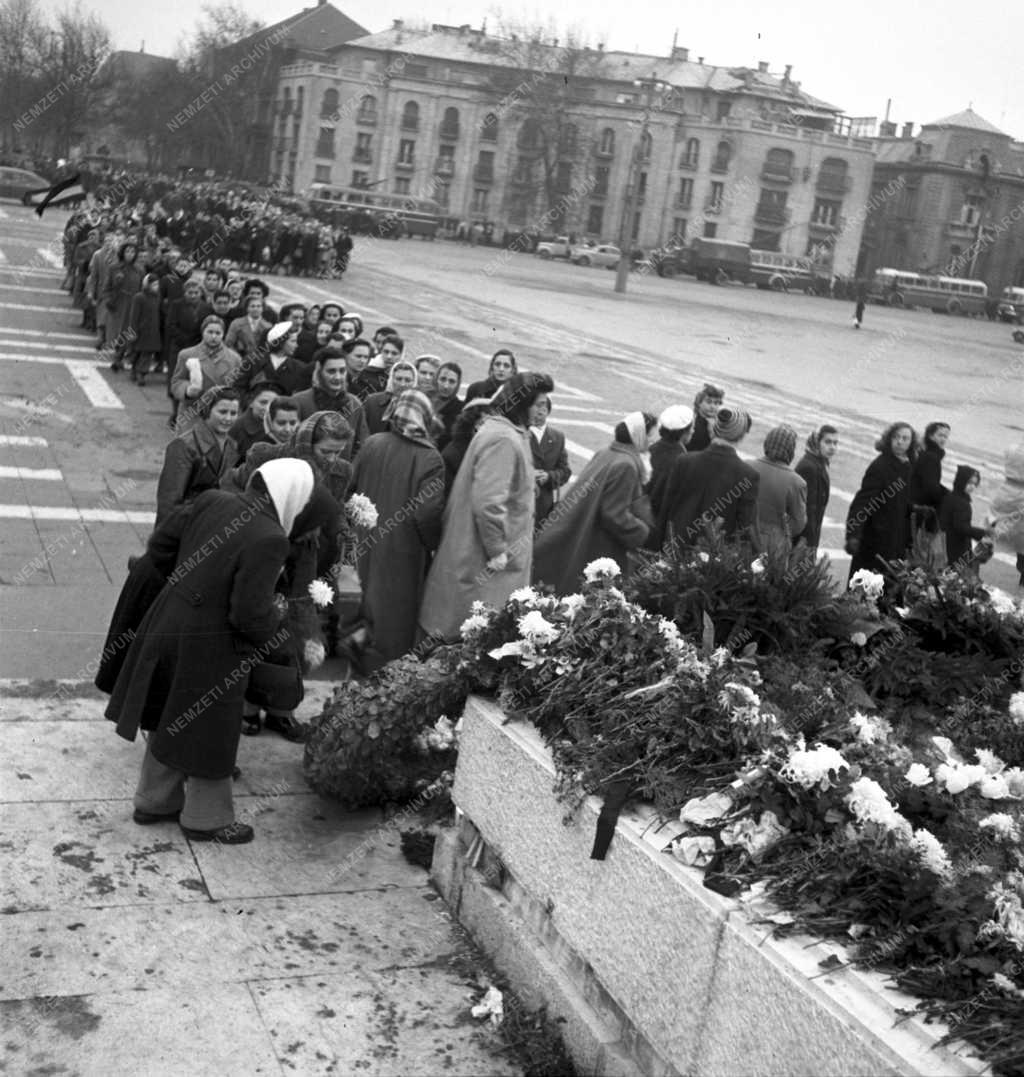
[67,212,1023,844]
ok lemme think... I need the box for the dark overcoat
[350,431,445,660]
[105,490,290,779]
[846,452,913,576]
[156,422,239,525]
[794,448,831,548]
[128,291,162,354]
[533,444,652,594]
[530,425,571,524]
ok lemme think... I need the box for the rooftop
[230,2,367,55]
[923,108,1007,136]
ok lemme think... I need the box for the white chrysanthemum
[845,776,912,835]
[909,828,953,879]
[582,557,621,582]
[303,639,326,670]
[459,613,491,637]
[980,773,1013,800]
[850,631,868,647]
[307,578,335,608]
[976,748,1007,775]
[850,711,889,745]
[509,586,541,606]
[470,600,488,616]
[991,973,1024,999]
[560,593,586,619]
[708,647,731,668]
[904,763,933,787]
[779,742,850,791]
[488,640,528,662]
[986,876,1024,952]
[979,813,1022,842]
[750,557,766,576]
[345,492,379,528]
[988,587,1023,617]
[697,551,711,564]
[849,568,886,600]
[1010,693,1024,727]
[1005,768,1024,797]
[720,682,761,709]
[517,610,560,645]
[934,762,987,795]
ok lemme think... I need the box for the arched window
[480,112,498,141]
[764,147,794,180]
[712,140,731,172]
[280,88,293,117]
[357,94,377,123]
[639,129,653,161]
[599,127,615,156]
[401,101,419,131]
[817,156,848,192]
[441,106,460,138]
[681,138,699,168]
[295,87,304,116]
[518,118,542,151]
[320,89,339,119]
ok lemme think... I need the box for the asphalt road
[1,202,1020,677]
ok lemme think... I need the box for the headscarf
[250,458,314,537]
[622,411,653,483]
[991,444,1024,551]
[385,360,418,394]
[291,411,352,463]
[383,389,437,447]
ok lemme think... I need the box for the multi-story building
[859,109,1024,290]
[271,22,876,274]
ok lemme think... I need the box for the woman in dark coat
[291,352,368,456]
[126,273,163,385]
[441,401,492,493]
[156,387,241,525]
[104,241,144,369]
[463,348,516,402]
[361,360,418,435]
[845,422,918,583]
[533,412,656,594]
[908,421,950,535]
[939,465,989,572]
[433,361,464,449]
[349,390,446,664]
[680,383,724,453]
[794,425,838,551]
[104,459,332,843]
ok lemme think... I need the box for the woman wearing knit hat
[655,405,759,550]
[649,404,690,517]
[533,412,656,594]
[751,425,807,549]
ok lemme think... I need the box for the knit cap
[713,406,751,443]
[763,424,798,464]
[659,404,690,431]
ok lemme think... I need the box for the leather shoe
[264,713,307,742]
[133,808,181,825]
[181,821,254,844]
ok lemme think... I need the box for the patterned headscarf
[385,359,418,394]
[383,389,437,447]
[291,411,352,463]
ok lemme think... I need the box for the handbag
[245,656,304,711]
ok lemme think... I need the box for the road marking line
[0,265,59,278]
[0,465,62,481]
[0,435,47,446]
[0,303,74,315]
[63,360,124,408]
[35,246,63,269]
[564,438,594,462]
[557,418,616,434]
[0,353,86,365]
[0,248,6,262]
[0,327,91,342]
[0,340,96,353]
[0,282,65,294]
[0,504,154,524]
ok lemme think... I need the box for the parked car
[535,236,574,260]
[0,167,50,202]
[572,243,621,269]
[997,286,1024,324]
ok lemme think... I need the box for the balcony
[400,118,419,132]
[473,164,494,184]
[760,164,793,183]
[434,157,455,178]
[439,123,460,141]
[754,203,791,226]
[679,157,699,171]
[948,219,979,238]
[816,172,851,194]
[356,110,378,127]
[352,148,372,164]
[808,218,839,233]
[395,158,415,171]
[703,199,723,215]
[710,160,730,174]
[593,145,614,160]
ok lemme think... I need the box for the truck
[692,238,753,284]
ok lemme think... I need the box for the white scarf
[623,411,653,484]
[253,458,314,537]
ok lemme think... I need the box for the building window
[751,228,781,251]
[672,218,687,242]
[681,138,700,169]
[599,127,615,156]
[556,161,573,193]
[354,131,372,163]
[401,101,419,131]
[513,156,536,184]
[817,156,849,193]
[315,126,335,159]
[594,165,609,196]
[314,165,332,183]
[961,194,985,226]
[398,139,415,164]
[639,129,653,162]
[435,182,450,208]
[471,188,489,213]
[676,177,693,208]
[587,204,603,234]
[474,150,495,182]
[708,181,725,210]
[812,198,841,226]
[559,123,578,156]
[351,170,369,187]
[405,62,428,78]
[394,177,411,194]
[763,147,794,181]
[357,94,378,124]
[716,101,732,121]
[518,118,542,151]
[703,221,717,238]
[631,212,642,241]
[481,112,498,141]
[440,106,460,139]
[637,171,648,200]
[711,141,731,172]
[320,89,339,119]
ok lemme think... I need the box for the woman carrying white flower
[348,389,446,666]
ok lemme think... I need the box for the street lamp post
[614,76,665,295]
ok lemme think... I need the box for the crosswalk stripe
[0,465,62,481]
[0,327,93,342]
[64,360,124,408]
[35,246,63,269]
[0,504,153,523]
[0,303,75,315]
[0,265,60,278]
[0,340,97,353]
[0,353,88,365]
[0,282,65,293]
[0,248,6,262]
[0,435,47,446]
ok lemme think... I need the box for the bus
[306,184,442,239]
[692,238,752,284]
[749,250,822,293]
[868,268,988,315]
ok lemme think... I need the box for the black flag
[28,173,85,217]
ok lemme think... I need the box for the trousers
[134,737,235,829]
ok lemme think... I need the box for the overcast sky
[93,0,1023,141]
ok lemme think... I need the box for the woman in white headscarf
[532,411,657,594]
[103,459,335,845]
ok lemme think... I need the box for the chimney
[879,121,897,137]
[597,43,604,52]
[392,18,403,29]
[901,121,914,138]
[757,60,769,73]
[783,64,792,83]
[697,56,704,65]
[672,45,689,62]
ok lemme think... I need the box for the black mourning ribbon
[34,173,82,217]
[590,780,632,861]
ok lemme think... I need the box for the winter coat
[681,413,713,453]
[239,353,307,402]
[529,425,571,525]
[164,298,206,367]
[361,391,394,436]
[127,291,162,354]
[228,410,272,458]
[648,438,685,518]
[939,491,986,568]
[224,316,272,361]
[991,445,1024,552]
[463,376,500,402]
[88,249,116,328]
[156,421,239,526]
[751,458,807,548]
[103,260,143,345]
[655,443,760,550]
[169,342,244,429]
[846,452,913,577]
[349,368,388,400]
[434,394,464,450]
[350,432,446,660]
[909,440,947,533]
[794,443,831,548]
[104,490,290,779]
[533,443,652,594]
[290,388,368,457]
[419,415,535,641]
